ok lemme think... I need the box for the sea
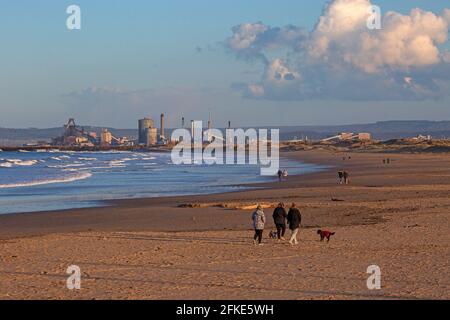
[0,150,326,214]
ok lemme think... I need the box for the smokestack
[160,113,165,138]
[208,112,212,131]
[228,121,231,129]
[182,117,185,128]
[207,112,212,142]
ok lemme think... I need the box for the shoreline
[2,149,446,240]
[0,153,329,216]
[0,150,340,239]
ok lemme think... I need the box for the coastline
[0,151,331,239]
[1,150,449,299]
[0,151,321,214]
[1,149,448,239]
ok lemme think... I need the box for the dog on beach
[317,230,335,242]
[269,231,278,239]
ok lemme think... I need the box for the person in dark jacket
[277,170,283,182]
[338,171,344,184]
[287,203,302,245]
[272,203,287,240]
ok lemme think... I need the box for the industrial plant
[138,113,168,147]
[321,132,372,142]
[51,114,171,149]
[51,118,134,148]
[29,114,378,150]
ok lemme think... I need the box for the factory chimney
[191,120,195,140]
[208,112,212,131]
[160,113,165,138]
[207,112,212,142]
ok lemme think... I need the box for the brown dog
[317,230,335,242]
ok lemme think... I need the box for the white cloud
[309,0,372,59]
[237,59,304,100]
[226,0,450,101]
[310,0,450,73]
[227,23,269,51]
[225,22,305,62]
[331,8,448,73]
[265,59,300,83]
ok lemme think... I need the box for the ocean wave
[47,163,86,169]
[0,162,13,168]
[0,159,39,167]
[51,156,73,161]
[78,157,97,161]
[80,166,115,170]
[12,160,38,166]
[109,160,126,167]
[0,171,93,189]
[139,163,157,166]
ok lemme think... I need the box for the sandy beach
[0,150,449,300]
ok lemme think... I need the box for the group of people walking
[252,203,302,246]
[338,171,350,185]
[277,169,289,182]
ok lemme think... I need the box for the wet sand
[0,150,449,299]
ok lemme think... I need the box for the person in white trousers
[287,203,302,245]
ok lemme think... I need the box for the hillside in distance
[276,121,450,141]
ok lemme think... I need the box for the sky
[0,0,449,128]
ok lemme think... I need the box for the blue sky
[0,0,449,128]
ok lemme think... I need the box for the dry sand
[0,151,449,300]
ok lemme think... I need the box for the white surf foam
[47,163,86,169]
[109,160,126,167]
[11,160,38,166]
[0,162,13,168]
[0,171,93,189]
[1,159,38,167]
